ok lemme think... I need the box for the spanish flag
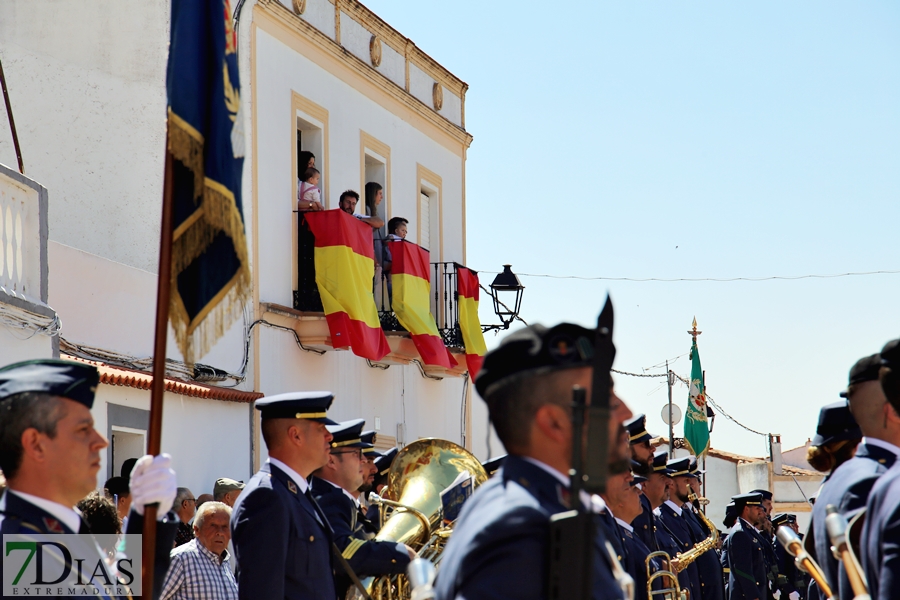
[456,267,487,377]
[388,241,456,369]
[304,210,391,361]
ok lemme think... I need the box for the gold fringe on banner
[166,111,251,366]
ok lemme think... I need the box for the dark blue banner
[166,0,249,364]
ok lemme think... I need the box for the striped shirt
[160,538,238,600]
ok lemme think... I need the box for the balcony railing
[293,212,465,349]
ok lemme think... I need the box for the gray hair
[193,501,231,529]
[0,392,66,479]
[174,487,194,507]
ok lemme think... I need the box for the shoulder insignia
[287,480,298,494]
[43,518,64,534]
[879,459,887,464]
[342,538,365,559]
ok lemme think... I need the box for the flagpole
[142,143,175,600]
[666,361,674,459]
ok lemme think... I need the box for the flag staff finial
[689,317,702,340]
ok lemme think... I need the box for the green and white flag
[685,337,710,457]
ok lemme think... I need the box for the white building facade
[0,0,490,494]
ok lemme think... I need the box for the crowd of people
[296,150,410,310]
[1,322,899,600]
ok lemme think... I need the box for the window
[106,404,149,479]
[416,164,442,259]
[292,93,328,293]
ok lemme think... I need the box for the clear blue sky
[370,1,900,457]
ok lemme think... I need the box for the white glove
[772,590,781,600]
[129,453,177,519]
[789,592,800,600]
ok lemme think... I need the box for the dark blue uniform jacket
[657,502,702,600]
[684,506,725,600]
[814,442,894,600]
[725,519,767,600]
[231,462,336,600]
[861,453,900,600]
[434,455,626,600]
[0,490,177,599]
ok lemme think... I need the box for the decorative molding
[292,0,306,15]
[369,35,382,67]
[432,82,443,111]
[254,3,472,152]
[359,130,391,219]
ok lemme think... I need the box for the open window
[106,404,149,479]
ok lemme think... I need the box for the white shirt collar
[267,458,309,494]
[521,457,570,487]
[664,499,683,516]
[7,489,83,533]
[615,517,634,532]
[862,437,900,457]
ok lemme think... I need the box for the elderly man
[312,419,413,598]
[174,487,197,546]
[161,501,238,600]
[434,318,634,600]
[0,359,178,597]
[230,391,338,600]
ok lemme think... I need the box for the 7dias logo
[3,534,142,596]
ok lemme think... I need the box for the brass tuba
[349,438,489,600]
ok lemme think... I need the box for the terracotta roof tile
[62,354,263,404]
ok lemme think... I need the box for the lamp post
[482,264,525,333]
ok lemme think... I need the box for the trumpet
[776,525,835,600]
[825,505,870,600]
[646,551,687,600]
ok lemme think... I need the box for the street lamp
[483,264,525,332]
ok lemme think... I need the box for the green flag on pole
[685,318,710,457]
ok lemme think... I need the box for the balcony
[262,211,469,377]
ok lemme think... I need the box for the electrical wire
[479,269,900,283]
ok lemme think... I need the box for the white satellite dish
[661,404,682,426]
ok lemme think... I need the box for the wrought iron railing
[431,262,464,349]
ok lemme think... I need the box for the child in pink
[298,167,323,211]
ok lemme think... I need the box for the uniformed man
[604,469,660,600]
[812,354,899,600]
[355,429,381,536]
[724,492,768,600]
[481,455,507,478]
[368,446,398,529]
[748,489,779,600]
[230,391,338,600]
[657,457,702,600]
[862,338,900,600]
[772,514,806,600]
[627,414,660,552]
[311,419,413,598]
[0,359,179,598]
[434,321,634,600]
[682,461,725,600]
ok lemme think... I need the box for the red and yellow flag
[456,267,487,377]
[305,210,390,361]
[388,241,456,369]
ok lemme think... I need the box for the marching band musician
[804,400,864,600]
[656,458,703,600]
[723,493,768,600]
[310,419,414,598]
[771,514,805,600]
[810,353,900,600]
[230,391,339,600]
[355,429,382,538]
[645,451,695,597]
[748,489,779,600]
[626,414,661,552]
[434,321,634,600]
[367,447,399,529]
[861,338,900,600]
[683,461,725,600]
[0,359,180,598]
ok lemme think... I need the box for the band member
[657,457,702,600]
[814,354,898,600]
[626,414,660,552]
[644,452,692,595]
[682,461,724,600]
[356,429,381,537]
[604,469,659,600]
[804,399,863,600]
[748,489,779,600]
[0,359,180,598]
[368,446,398,529]
[862,338,900,600]
[311,419,413,598]
[724,493,768,600]
[230,391,338,600]
[434,321,634,600]
[772,514,805,600]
